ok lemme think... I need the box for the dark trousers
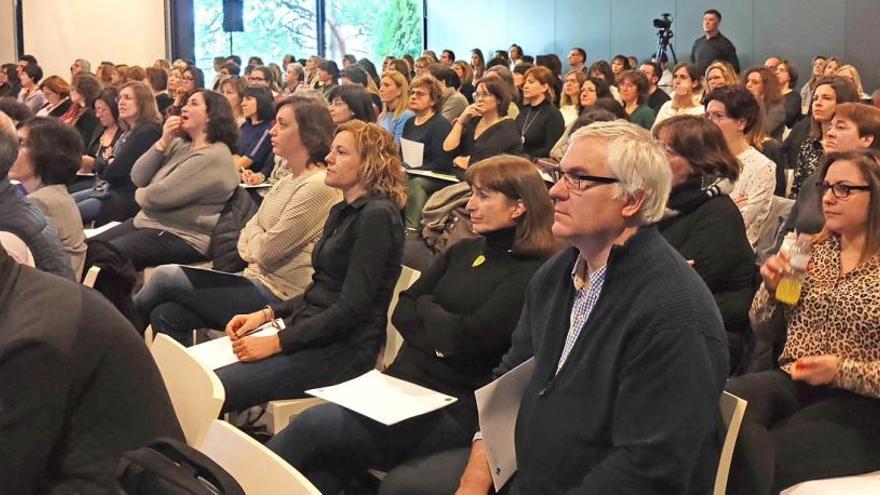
[133,264,281,345]
[95,218,205,270]
[265,402,473,495]
[215,341,379,413]
[726,370,880,494]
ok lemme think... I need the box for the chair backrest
[200,419,321,495]
[379,266,421,370]
[150,334,225,448]
[715,391,748,495]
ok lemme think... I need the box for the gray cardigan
[132,138,239,254]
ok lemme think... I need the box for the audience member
[0,246,183,493]
[0,97,32,128]
[250,66,279,95]
[559,69,587,126]
[234,86,275,177]
[453,120,727,494]
[618,69,656,130]
[567,47,587,72]
[444,76,522,175]
[691,9,740,74]
[96,61,115,88]
[822,56,841,77]
[743,66,786,139]
[220,75,247,125]
[0,63,21,98]
[164,65,187,117]
[126,65,147,84]
[76,88,121,181]
[427,64,468,122]
[653,62,704,128]
[704,59,740,93]
[377,70,414,146]
[705,86,776,246]
[316,60,340,97]
[763,56,781,71]
[64,74,102,148]
[146,66,172,114]
[654,115,756,370]
[35,75,72,118]
[282,63,305,96]
[549,106,617,162]
[451,61,475,104]
[95,89,239,269]
[327,84,376,125]
[0,112,72,278]
[836,64,871,102]
[216,120,406,413]
[799,56,827,115]
[588,60,620,101]
[775,60,802,129]
[73,81,163,225]
[639,61,670,112]
[788,77,859,198]
[470,49,486,80]
[268,155,557,494]
[111,64,129,87]
[135,95,341,344]
[17,63,46,113]
[10,118,87,279]
[516,66,564,159]
[610,54,631,85]
[401,75,453,228]
[727,149,880,494]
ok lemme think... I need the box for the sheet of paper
[404,169,460,183]
[84,221,121,239]
[238,182,273,189]
[781,473,880,495]
[306,370,457,426]
[400,138,425,168]
[76,172,96,177]
[474,357,537,492]
[186,320,283,371]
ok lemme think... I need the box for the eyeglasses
[250,76,266,82]
[410,89,429,98]
[816,181,871,199]
[473,91,492,100]
[543,164,619,192]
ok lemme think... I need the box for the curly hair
[182,90,239,151]
[336,120,407,208]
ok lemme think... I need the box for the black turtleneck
[515,99,565,159]
[387,227,546,428]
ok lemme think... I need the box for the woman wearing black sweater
[266,155,558,495]
[653,115,756,371]
[72,81,161,226]
[401,75,453,229]
[516,66,564,159]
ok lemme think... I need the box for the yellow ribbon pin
[472,254,486,267]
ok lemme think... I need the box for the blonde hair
[569,120,671,224]
[336,120,407,208]
[705,60,739,88]
[836,65,865,97]
[379,70,410,121]
[452,61,474,86]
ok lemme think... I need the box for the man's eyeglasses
[816,180,871,199]
[541,162,619,192]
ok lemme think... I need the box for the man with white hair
[454,121,729,494]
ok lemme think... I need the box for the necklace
[520,104,543,144]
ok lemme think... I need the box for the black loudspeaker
[222,0,244,32]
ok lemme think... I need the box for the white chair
[781,471,880,494]
[201,419,321,495]
[81,265,101,288]
[150,333,225,448]
[714,391,748,495]
[261,266,422,434]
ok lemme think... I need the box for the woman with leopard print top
[725,149,880,495]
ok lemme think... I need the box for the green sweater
[628,104,657,130]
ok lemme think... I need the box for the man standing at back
[455,121,729,494]
[691,9,740,75]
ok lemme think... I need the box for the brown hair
[452,61,474,86]
[742,66,782,107]
[410,75,444,113]
[146,67,168,91]
[809,76,860,138]
[652,114,740,181]
[833,103,880,150]
[523,65,556,102]
[71,73,101,108]
[335,120,407,208]
[560,69,588,108]
[126,65,147,83]
[97,61,115,87]
[39,75,70,98]
[114,64,130,86]
[466,155,560,258]
[618,69,649,104]
[118,81,161,130]
[673,62,703,94]
[275,95,335,165]
[474,76,512,116]
[817,149,880,260]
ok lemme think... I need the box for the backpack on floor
[111,437,244,495]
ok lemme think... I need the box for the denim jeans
[266,401,473,494]
[134,264,282,344]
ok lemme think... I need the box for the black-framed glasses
[539,161,619,192]
[816,181,871,199]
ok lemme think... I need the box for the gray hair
[0,111,20,176]
[286,63,305,81]
[568,120,671,225]
[75,58,92,73]
[292,88,328,105]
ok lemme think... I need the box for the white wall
[0,0,16,65]
[22,0,168,81]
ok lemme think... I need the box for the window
[192,0,424,83]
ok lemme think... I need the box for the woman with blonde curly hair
[704,60,739,93]
[215,120,406,413]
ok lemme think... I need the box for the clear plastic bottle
[775,233,812,305]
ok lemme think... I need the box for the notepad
[306,370,457,425]
[404,169,460,183]
[400,138,425,168]
[84,221,121,239]
[186,320,284,370]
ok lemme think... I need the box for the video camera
[653,13,672,30]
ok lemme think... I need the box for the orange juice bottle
[775,234,812,305]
